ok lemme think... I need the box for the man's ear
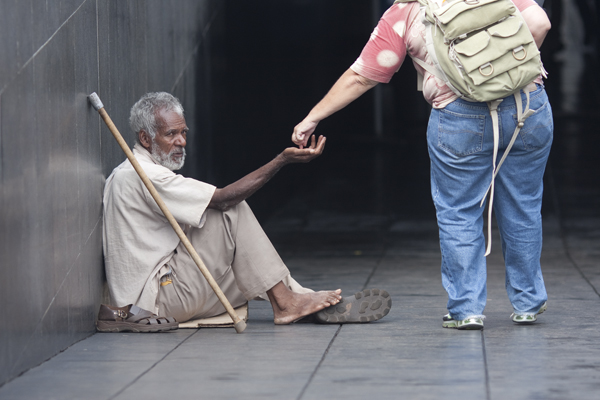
[139,130,152,151]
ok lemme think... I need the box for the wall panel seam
[96,0,101,151]
[0,0,90,96]
[9,214,103,376]
[171,6,220,93]
[0,93,2,180]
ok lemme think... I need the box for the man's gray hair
[129,92,184,143]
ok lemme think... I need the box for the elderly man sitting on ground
[99,92,391,331]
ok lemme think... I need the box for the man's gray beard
[151,141,186,171]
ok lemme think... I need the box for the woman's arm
[520,4,551,48]
[292,69,378,148]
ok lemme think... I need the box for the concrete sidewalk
[1,212,599,400]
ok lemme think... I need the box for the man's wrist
[276,152,291,166]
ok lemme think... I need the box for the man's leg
[156,210,247,322]
[225,201,341,324]
[157,201,340,323]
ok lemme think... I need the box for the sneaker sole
[457,322,484,330]
[443,321,483,330]
[443,314,483,330]
[315,289,391,324]
[511,302,547,325]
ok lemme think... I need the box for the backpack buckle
[512,46,527,61]
[479,63,494,77]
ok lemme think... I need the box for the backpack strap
[481,83,536,256]
[482,98,503,256]
[410,16,464,98]
[412,57,438,91]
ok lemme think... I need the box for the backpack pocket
[434,0,516,41]
[452,17,539,86]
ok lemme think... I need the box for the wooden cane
[89,92,246,333]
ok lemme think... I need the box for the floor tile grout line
[481,333,492,400]
[361,252,384,291]
[547,163,600,298]
[296,325,342,400]
[107,329,199,400]
[560,233,600,297]
[362,232,388,292]
[297,238,387,400]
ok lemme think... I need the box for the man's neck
[133,143,158,165]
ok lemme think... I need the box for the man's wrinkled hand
[282,135,326,164]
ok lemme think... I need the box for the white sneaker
[442,314,484,330]
[511,302,547,325]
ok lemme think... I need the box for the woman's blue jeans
[427,85,553,320]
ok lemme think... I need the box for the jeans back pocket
[513,101,553,151]
[438,109,486,156]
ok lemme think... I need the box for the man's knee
[223,200,256,224]
[233,200,251,213]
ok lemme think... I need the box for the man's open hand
[281,135,326,164]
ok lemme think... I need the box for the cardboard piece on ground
[179,303,248,328]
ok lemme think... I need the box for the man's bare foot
[267,282,342,325]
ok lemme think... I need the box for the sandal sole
[315,289,391,324]
[96,320,178,333]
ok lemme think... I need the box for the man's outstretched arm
[208,135,326,211]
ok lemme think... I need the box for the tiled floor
[1,206,599,400]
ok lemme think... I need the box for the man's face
[146,108,188,170]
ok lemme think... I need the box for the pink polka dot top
[350,0,541,109]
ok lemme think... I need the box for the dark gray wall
[0,0,222,386]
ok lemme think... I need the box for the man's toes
[330,297,340,305]
[324,297,336,306]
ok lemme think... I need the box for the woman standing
[292,0,553,330]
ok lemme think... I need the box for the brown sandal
[96,304,178,333]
